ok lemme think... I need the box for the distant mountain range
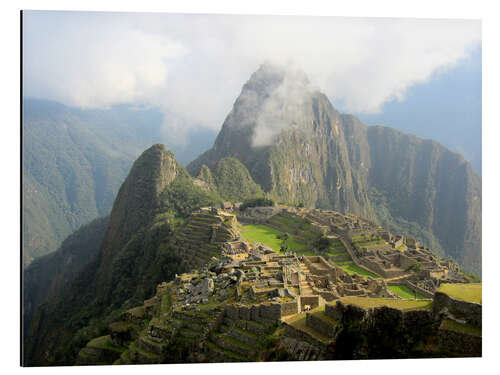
[22,99,216,265]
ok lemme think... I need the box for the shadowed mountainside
[22,99,216,266]
[24,145,221,365]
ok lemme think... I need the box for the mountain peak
[243,61,310,95]
[100,144,179,257]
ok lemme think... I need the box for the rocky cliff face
[188,63,481,275]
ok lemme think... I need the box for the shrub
[406,262,422,272]
[316,236,331,252]
[240,197,275,211]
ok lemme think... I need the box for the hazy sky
[22,11,481,149]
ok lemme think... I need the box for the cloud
[23,11,481,138]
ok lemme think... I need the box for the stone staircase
[298,264,314,296]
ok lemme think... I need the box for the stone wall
[398,253,416,270]
[393,237,404,249]
[225,302,283,324]
[404,280,434,298]
[303,256,337,278]
[325,301,367,323]
[283,323,328,349]
[386,279,434,298]
[437,326,482,357]
[357,258,401,278]
[433,292,482,328]
[278,336,325,361]
[281,300,299,316]
[305,313,338,338]
[300,296,321,311]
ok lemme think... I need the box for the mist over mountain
[189,63,482,275]
[22,99,216,265]
[353,45,482,174]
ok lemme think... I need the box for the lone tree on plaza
[280,237,289,253]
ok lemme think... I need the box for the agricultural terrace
[333,261,381,279]
[388,284,427,299]
[437,283,482,304]
[339,296,432,311]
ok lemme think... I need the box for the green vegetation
[308,306,340,327]
[160,171,221,218]
[340,296,432,311]
[406,262,423,273]
[285,313,332,344]
[240,224,305,252]
[388,285,427,300]
[23,99,215,267]
[24,148,220,366]
[460,270,481,283]
[87,335,126,353]
[197,164,216,187]
[335,261,381,279]
[240,197,275,211]
[23,216,109,339]
[437,283,482,304]
[213,157,264,202]
[279,233,289,253]
[316,236,331,252]
[440,319,481,337]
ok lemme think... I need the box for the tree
[280,240,288,253]
[277,232,289,241]
[316,236,331,252]
[406,262,422,273]
[239,197,274,211]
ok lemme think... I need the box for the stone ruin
[173,242,397,321]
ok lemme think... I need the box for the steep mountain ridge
[23,216,109,339]
[22,99,217,266]
[188,63,481,274]
[23,145,221,365]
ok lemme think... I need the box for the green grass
[440,319,481,337]
[339,296,432,311]
[388,284,427,300]
[309,306,340,327]
[241,224,305,252]
[268,216,318,243]
[437,283,482,304]
[275,214,310,227]
[286,314,332,344]
[87,335,126,353]
[205,341,247,361]
[336,262,381,278]
[160,291,172,314]
[351,235,365,240]
[328,251,348,257]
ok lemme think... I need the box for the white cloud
[23,12,481,136]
